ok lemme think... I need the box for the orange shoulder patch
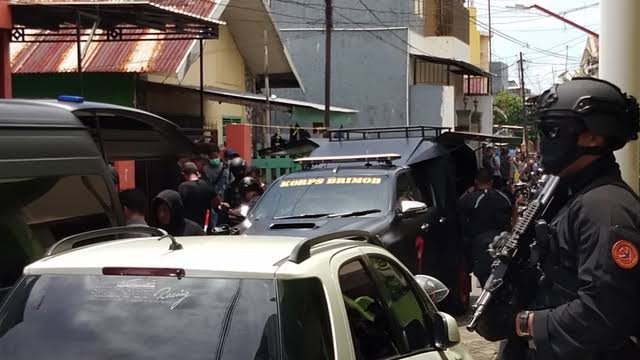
[611,240,639,269]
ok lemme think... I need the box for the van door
[387,170,431,274]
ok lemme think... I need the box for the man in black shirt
[458,168,513,285]
[177,162,216,227]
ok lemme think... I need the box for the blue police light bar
[57,95,84,103]
[294,153,402,164]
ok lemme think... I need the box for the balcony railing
[424,0,469,44]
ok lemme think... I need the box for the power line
[470,16,582,61]
[495,24,597,32]
[355,0,436,58]
[270,0,416,57]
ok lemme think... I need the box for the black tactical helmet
[240,176,262,194]
[533,77,640,150]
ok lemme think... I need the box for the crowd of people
[118,144,266,237]
[481,145,542,194]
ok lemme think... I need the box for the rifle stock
[467,174,560,332]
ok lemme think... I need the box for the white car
[0,227,473,360]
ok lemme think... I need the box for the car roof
[25,234,361,279]
[309,137,447,166]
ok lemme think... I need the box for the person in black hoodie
[150,190,205,236]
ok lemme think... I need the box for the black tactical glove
[487,231,510,258]
[474,301,518,342]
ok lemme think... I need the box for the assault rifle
[467,174,560,331]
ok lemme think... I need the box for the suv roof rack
[289,230,381,264]
[45,226,168,256]
[294,153,401,165]
[327,125,450,142]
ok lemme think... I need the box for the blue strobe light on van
[57,95,85,103]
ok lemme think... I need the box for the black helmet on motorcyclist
[240,176,263,195]
[229,157,246,178]
[532,77,640,174]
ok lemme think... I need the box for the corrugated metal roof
[11,29,198,73]
[10,0,218,74]
[152,0,216,18]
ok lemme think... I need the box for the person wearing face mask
[203,144,233,197]
[475,78,640,360]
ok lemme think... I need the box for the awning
[10,0,303,89]
[414,54,492,78]
[145,81,357,114]
[10,0,222,74]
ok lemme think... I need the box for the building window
[222,116,241,143]
[414,0,424,17]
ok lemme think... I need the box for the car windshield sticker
[90,278,191,310]
[280,177,383,187]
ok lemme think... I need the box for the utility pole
[519,52,528,154]
[264,29,271,144]
[324,0,332,134]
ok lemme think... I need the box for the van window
[0,175,115,287]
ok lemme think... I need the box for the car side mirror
[434,311,461,350]
[399,200,428,218]
[414,275,449,304]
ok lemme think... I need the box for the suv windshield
[0,275,333,360]
[252,175,391,220]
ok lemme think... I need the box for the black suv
[241,126,521,313]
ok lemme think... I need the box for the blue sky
[473,0,599,94]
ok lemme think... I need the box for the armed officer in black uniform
[476,77,640,360]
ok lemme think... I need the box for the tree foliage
[493,90,524,126]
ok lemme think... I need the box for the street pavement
[456,277,499,360]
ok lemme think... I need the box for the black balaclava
[537,117,586,174]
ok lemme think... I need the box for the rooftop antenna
[158,234,183,251]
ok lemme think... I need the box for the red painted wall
[226,124,253,166]
[114,160,136,190]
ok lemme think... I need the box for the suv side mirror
[434,311,460,350]
[399,200,428,218]
[415,275,449,304]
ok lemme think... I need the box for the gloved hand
[487,231,510,258]
[474,301,518,342]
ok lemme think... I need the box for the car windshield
[0,275,333,360]
[251,175,391,220]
